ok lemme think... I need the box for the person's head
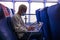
[17,4,27,16]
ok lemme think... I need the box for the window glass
[21,15,29,23]
[30,15,37,23]
[15,2,29,14]
[0,2,13,9]
[46,3,57,7]
[30,3,44,14]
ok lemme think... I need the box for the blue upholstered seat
[36,4,60,40]
[48,4,60,40]
[0,17,18,40]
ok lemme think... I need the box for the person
[11,4,35,39]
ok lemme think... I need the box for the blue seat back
[40,7,51,40]
[0,17,18,40]
[48,4,60,40]
[36,9,41,23]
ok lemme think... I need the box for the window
[30,2,44,23]
[15,2,29,14]
[30,15,37,23]
[0,2,13,9]
[46,3,57,7]
[21,15,29,23]
[30,3,44,14]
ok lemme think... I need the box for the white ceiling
[0,0,58,2]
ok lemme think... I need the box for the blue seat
[36,9,41,23]
[47,4,60,40]
[0,17,18,40]
[36,4,60,40]
[40,7,51,40]
[0,5,5,20]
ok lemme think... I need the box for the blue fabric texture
[48,3,60,40]
[36,7,52,40]
[36,4,60,40]
[40,7,51,40]
[0,4,5,20]
[0,17,18,40]
[36,9,41,23]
